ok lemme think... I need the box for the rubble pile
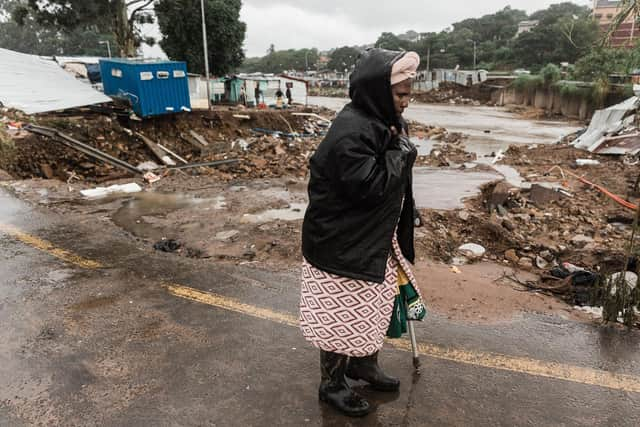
[411,123,475,167]
[0,107,334,182]
[416,142,638,275]
[412,82,493,106]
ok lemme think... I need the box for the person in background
[299,49,426,418]
[286,86,293,105]
[240,85,246,106]
[254,84,261,107]
[275,88,284,108]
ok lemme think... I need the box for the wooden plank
[189,130,210,147]
[135,132,176,166]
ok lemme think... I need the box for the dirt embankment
[412,82,495,106]
[0,107,334,182]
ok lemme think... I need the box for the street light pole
[99,41,112,58]
[426,46,431,73]
[305,50,310,72]
[201,0,212,111]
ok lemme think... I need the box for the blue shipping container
[99,59,191,117]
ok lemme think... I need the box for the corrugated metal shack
[222,74,308,106]
[99,58,191,117]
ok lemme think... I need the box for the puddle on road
[240,203,307,224]
[112,192,219,239]
[413,168,500,210]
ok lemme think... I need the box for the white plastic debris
[609,272,638,295]
[80,183,142,199]
[576,159,601,166]
[457,243,486,259]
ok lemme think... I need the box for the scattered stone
[215,230,240,241]
[571,234,595,248]
[518,257,534,270]
[504,249,519,263]
[458,211,470,221]
[457,243,486,259]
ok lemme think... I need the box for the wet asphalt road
[1,187,640,426]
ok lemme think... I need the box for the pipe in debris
[25,125,142,175]
[548,166,638,211]
[168,159,239,170]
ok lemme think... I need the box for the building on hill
[516,20,540,35]
[593,0,640,47]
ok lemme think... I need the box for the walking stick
[405,295,421,373]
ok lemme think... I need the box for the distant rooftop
[99,58,184,65]
[594,0,621,8]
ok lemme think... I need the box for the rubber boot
[319,350,371,417]
[346,351,400,392]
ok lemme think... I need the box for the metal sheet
[572,96,639,151]
[594,134,640,156]
[0,48,111,114]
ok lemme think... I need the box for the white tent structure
[0,48,111,114]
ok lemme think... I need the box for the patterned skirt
[299,237,421,357]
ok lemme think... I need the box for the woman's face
[391,79,412,117]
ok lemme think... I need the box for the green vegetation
[0,0,115,56]
[11,0,155,57]
[239,48,320,74]
[243,2,599,75]
[155,0,246,75]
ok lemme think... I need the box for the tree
[238,48,319,74]
[375,32,410,50]
[155,0,245,76]
[14,0,155,57]
[327,47,361,71]
[0,0,115,56]
[512,4,597,69]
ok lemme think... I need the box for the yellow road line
[0,223,103,269]
[4,221,639,394]
[166,283,640,394]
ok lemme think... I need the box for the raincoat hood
[349,48,406,128]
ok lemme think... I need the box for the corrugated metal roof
[0,48,111,114]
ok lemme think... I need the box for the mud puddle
[413,167,501,210]
[112,192,222,240]
[240,203,307,224]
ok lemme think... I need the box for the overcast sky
[143,0,592,59]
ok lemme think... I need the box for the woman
[300,49,426,417]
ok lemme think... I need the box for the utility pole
[426,46,431,73]
[201,0,212,111]
[99,41,112,58]
[467,39,477,69]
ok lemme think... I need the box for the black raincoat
[302,49,416,283]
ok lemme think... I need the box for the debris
[24,124,143,176]
[529,183,568,207]
[573,96,639,152]
[158,143,188,165]
[0,48,111,114]
[215,230,240,241]
[505,249,519,264]
[457,243,486,259]
[143,172,161,184]
[189,130,210,148]
[80,183,142,199]
[135,132,176,166]
[609,271,638,295]
[576,159,601,166]
[169,159,240,171]
[450,266,462,274]
[153,239,182,253]
[233,114,251,120]
[138,161,161,171]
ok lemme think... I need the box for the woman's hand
[390,126,417,168]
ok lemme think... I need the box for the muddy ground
[1,102,634,325]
